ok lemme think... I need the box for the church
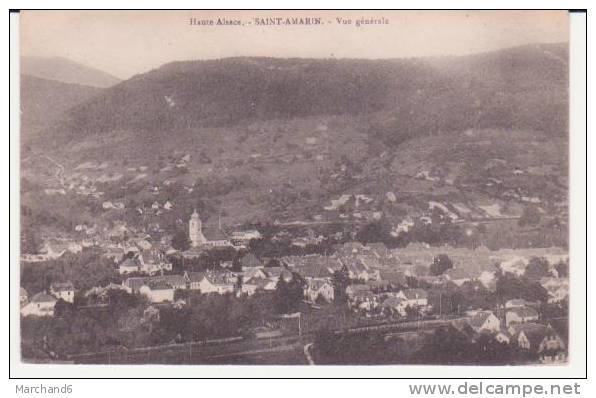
[185,209,231,256]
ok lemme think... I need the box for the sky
[20,10,569,80]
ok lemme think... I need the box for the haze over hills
[21,56,122,88]
[20,74,102,140]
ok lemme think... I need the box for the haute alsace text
[189,16,389,27]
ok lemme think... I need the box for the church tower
[189,209,206,247]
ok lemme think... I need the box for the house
[332,241,366,257]
[103,246,125,263]
[304,279,334,303]
[540,277,569,303]
[445,267,479,286]
[509,323,566,361]
[346,284,371,299]
[379,270,408,288]
[230,230,262,246]
[264,267,293,284]
[139,249,172,275]
[357,254,383,275]
[20,288,28,306]
[122,277,147,294]
[123,274,187,294]
[240,253,264,269]
[396,289,428,307]
[292,256,339,280]
[20,292,57,317]
[418,274,449,286]
[202,227,232,247]
[366,242,390,258]
[494,328,512,344]
[188,209,232,248]
[382,296,407,316]
[192,272,236,294]
[506,306,540,326]
[505,299,539,309]
[365,280,391,292]
[139,281,175,303]
[186,272,206,290]
[85,283,127,302]
[499,258,527,276]
[119,256,142,274]
[339,257,375,281]
[243,266,268,280]
[50,282,75,303]
[351,291,377,311]
[468,311,501,333]
[241,277,276,295]
[153,275,188,291]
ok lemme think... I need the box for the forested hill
[43,43,567,146]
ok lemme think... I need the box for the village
[20,204,569,365]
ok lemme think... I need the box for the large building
[189,209,207,247]
[187,209,231,251]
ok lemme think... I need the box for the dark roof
[508,306,539,318]
[204,272,235,286]
[187,272,206,283]
[469,311,496,328]
[120,257,141,269]
[50,282,74,292]
[401,288,428,300]
[293,262,334,279]
[383,297,406,308]
[379,270,407,285]
[240,253,263,268]
[512,323,556,349]
[30,292,57,303]
[203,226,228,241]
[340,257,368,274]
[366,280,391,289]
[265,267,292,279]
[146,281,173,291]
[347,284,371,293]
[307,279,332,291]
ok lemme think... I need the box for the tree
[53,299,73,318]
[331,266,350,304]
[495,272,549,304]
[171,230,190,251]
[554,260,569,278]
[355,220,391,244]
[524,257,550,281]
[518,205,541,227]
[429,254,454,276]
[274,272,306,314]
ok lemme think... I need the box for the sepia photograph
[11,9,583,375]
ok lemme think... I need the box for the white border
[7,8,587,379]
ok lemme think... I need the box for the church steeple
[189,209,206,247]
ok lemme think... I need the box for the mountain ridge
[38,43,567,148]
[21,56,121,88]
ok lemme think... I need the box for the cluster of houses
[20,206,569,363]
[454,300,567,364]
[20,282,75,317]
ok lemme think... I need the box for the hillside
[20,43,569,249]
[40,43,568,146]
[21,56,121,88]
[20,75,102,140]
